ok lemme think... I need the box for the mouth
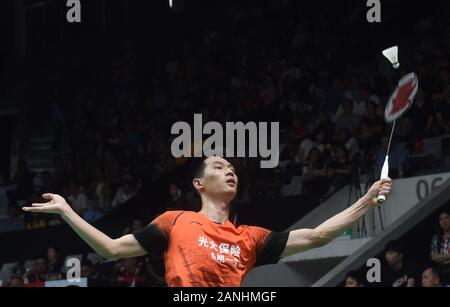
[226,178,236,186]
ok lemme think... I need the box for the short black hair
[439,207,450,216]
[345,270,364,285]
[423,265,441,279]
[192,156,237,179]
[193,158,208,179]
[81,259,93,267]
[385,240,404,254]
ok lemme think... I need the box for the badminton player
[23,156,391,286]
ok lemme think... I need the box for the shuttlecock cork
[382,46,400,69]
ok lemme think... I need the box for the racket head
[384,72,419,123]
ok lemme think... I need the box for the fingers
[373,178,392,203]
[378,182,392,197]
[22,206,42,212]
[379,188,391,196]
[42,193,53,200]
[380,177,392,184]
[22,203,46,212]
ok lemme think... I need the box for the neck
[444,230,450,237]
[200,197,230,224]
[393,261,402,272]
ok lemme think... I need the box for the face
[385,250,402,266]
[35,258,47,274]
[193,157,238,202]
[439,213,450,231]
[47,248,57,261]
[421,268,439,287]
[10,277,24,287]
[345,276,359,287]
[336,147,345,159]
[169,184,179,197]
[81,265,92,278]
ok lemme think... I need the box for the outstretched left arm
[281,178,392,257]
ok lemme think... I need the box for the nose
[225,168,235,177]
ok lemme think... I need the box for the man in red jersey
[23,156,391,286]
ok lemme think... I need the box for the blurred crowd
[3,1,450,231]
[1,219,165,287]
[0,0,450,286]
[344,209,450,288]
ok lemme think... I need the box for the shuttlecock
[382,46,400,69]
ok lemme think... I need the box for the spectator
[46,272,62,281]
[334,128,359,160]
[288,117,307,149]
[335,99,360,136]
[166,184,186,211]
[113,258,147,287]
[359,100,385,153]
[382,240,416,287]
[67,182,88,215]
[326,145,351,195]
[298,128,327,160]
[24,257,48,287]
[302,147,328,200]
[421,266,443,287]
[81,260,110,287]
[122,219,144,235]
[45,247,63,275]
[344,270,365,287]
[406,88,435,137]
[83,200,104,223]
[26,212,47,230]
[8,276,25,287]
[112,175,141,208]
[375,137,409,179]
[430,211,450,284]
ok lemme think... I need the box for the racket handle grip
[377,156,389,204]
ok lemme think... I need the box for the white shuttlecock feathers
[382,46,399,69]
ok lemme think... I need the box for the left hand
[365,178,392,206]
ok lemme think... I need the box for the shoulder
[151,210,195,226]
[154,210,189,219]
[237,225,273,244]
[431,234,440,241]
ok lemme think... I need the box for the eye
[215,166,222,170]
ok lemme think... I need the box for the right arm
[431,253,450,264]
[23,194,147,259]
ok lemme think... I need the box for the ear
[192,178,204,192]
